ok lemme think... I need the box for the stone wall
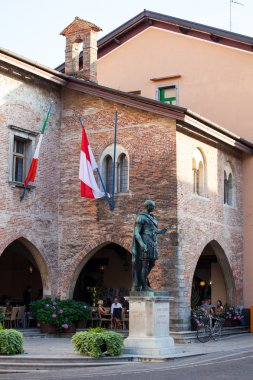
[175,130,243,329]
[0,69,62,295]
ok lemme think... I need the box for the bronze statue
[132,200,174,291]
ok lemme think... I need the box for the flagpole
[19,184,28,202]
[20,103,53,202]
[111,111,118,211]
[78,117,113,210]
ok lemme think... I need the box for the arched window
[192,148,206,196]
[101,145,129,194]
[117,153,128,192]
[224,163,234,206]
[104,155,113,194]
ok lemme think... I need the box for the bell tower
[60,17,102,82]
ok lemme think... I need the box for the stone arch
[64,237,132,299]
[0,234,52,296]
[190,239,236,306]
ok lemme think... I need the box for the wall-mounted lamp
[200,281,206,287]
[29,266,33,274]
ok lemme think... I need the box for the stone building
[0,17,252,330]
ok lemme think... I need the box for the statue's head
[144,199,155,212]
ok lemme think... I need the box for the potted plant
[31,298,91,334]
[71,327,124,358]
[222,306,244,327]
[191,307,207,330]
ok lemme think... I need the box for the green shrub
[0,307,4,325]
[0,329,24,355]
[72,329,124,358]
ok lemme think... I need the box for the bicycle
[197,314,225,343]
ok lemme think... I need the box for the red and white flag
[23,135,43,187]
[23,104,52,187]
[79,127,105,199]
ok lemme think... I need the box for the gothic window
[117,153,128,192]
[104,155,113,194]
[101,145,129,194]
[224,163,234,206]
[192,148,206,196]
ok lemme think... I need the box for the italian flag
[23,104,52,187]
[79,126,105,199]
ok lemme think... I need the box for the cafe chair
[112,308,123,329]
[98,307,112,328]
[16,306,26,328]
[90,307,100,327]
[4,307,19,328]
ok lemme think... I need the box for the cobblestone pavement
[21,333,253,359]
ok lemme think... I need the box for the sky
[1,0,252,69]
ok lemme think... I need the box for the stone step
[0,360,130,371]
[170,326,250,343]
[0,356,131,364]
[17,328,129,339]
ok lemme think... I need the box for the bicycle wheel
[197,324,211,343]
[213,320,222,339]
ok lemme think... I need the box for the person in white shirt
[111,297,122,323]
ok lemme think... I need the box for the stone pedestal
[124,291,174,356]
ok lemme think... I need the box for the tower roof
[60,17,102,36]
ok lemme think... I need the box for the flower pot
[75,320,87,329]
[224,319,241,327]
[40,324,57,334]
[61,325,76,333]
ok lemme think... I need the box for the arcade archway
[191,240,235,307]
[0,238,45,304]
[73,243,132,306]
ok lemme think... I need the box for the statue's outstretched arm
[157,225,177,234]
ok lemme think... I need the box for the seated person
[121,296,129,311]
[200,299,214,315]
[4,301,12,316]
[97,300,107,315]
[215,299,224,315]
[111,297,122,321]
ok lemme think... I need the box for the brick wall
[0,69,62,295]
[175,130,243,329]
[0,68,244,331]
[58,89,177,298]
